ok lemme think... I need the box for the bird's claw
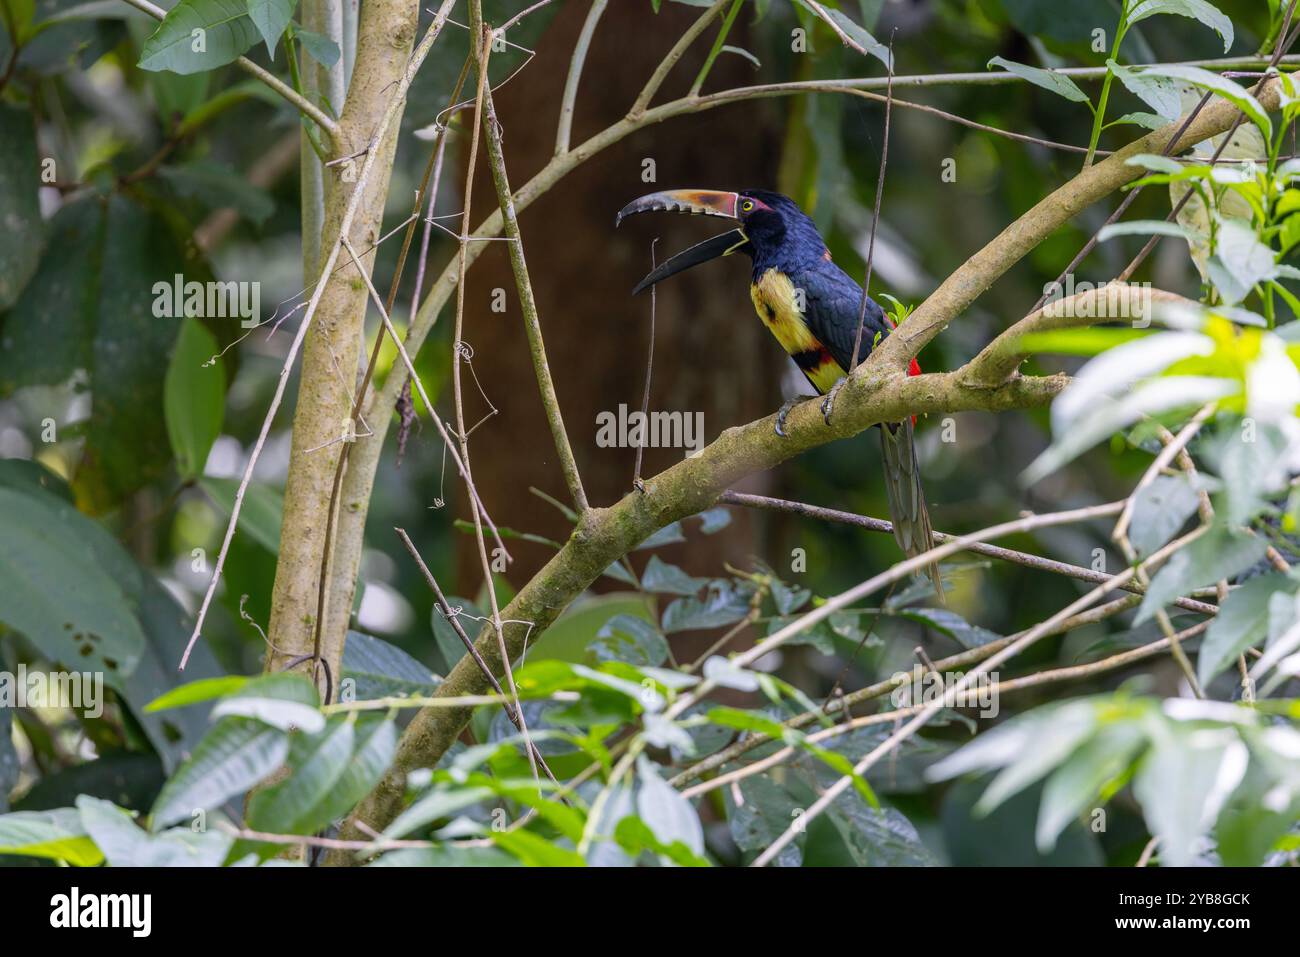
[821,378,847,425]
[774,397,803,438]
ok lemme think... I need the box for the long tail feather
[879,419,943,601]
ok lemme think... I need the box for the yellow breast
[749,268,845,394]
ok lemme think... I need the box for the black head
[615,188,827,293]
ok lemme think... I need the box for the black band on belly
[792,345,832,372]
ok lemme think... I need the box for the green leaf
[1126,0,1234,54]
[245,0,295,56]
[292,25,338,67]
[1097,219,1194,242]
[1108,111,1166,131]
[587,613,669,668]
[311,717,397,825]
[77,197,190,507]
[145,675,249,712]
[77,795,232,866]
[661,579,755,632]
[640,555,707,595]
[799,1,891,68]
[899,607,1000,649]
[429,596,485,673]
[987,56,1090,104]
[1136,64,1270,139]
[138,0,261,75]
[0,105,44,310]
[383,786,494,839]
[492,828,586,866]
[1207,217,1277,306]
[975,702,1099,814]
[0,483,145,684]
[0,808,103,866]
[828,796,936,866]
[1137,525,1267,623]
[0,200,101,394]
[342,630,441,700]
[1129,474,1201,559]
[1133,724,1247,866]
[636,756,704,856]
[150,716,290,830]
[210,672,323,732]
[1108,60,1184,122]
[247,715,354,836]
[164,317,225,479]
[1199,574,1297,686]
[729,776,804,866]
[199,476,283,553]
[158,161,274,225]
[1036,723,1145,851]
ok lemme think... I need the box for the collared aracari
[616,187,940,593]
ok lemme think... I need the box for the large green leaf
[0,105,44,310]
[150,716,289,830]
[1126,0,1233,54]
[199,476,283,553]
[138,0,261,75]
[123,577,227,771]
[164,316,225,479]
[0,807,103,866]
[77,196,190,508]
[311,717,397,825]
[246,715,353,837]
[341,630,441,700]
[635,756,703,856]
[0,199,102,394]
[78,795,232,866]
[0,483,145,684]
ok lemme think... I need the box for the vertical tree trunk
[264,0,418,687]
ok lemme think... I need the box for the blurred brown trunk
[457,1,784,633]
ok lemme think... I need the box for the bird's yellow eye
[741,200,754,212]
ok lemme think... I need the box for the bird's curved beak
[616,189,749,295]
[616,188,740,225]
